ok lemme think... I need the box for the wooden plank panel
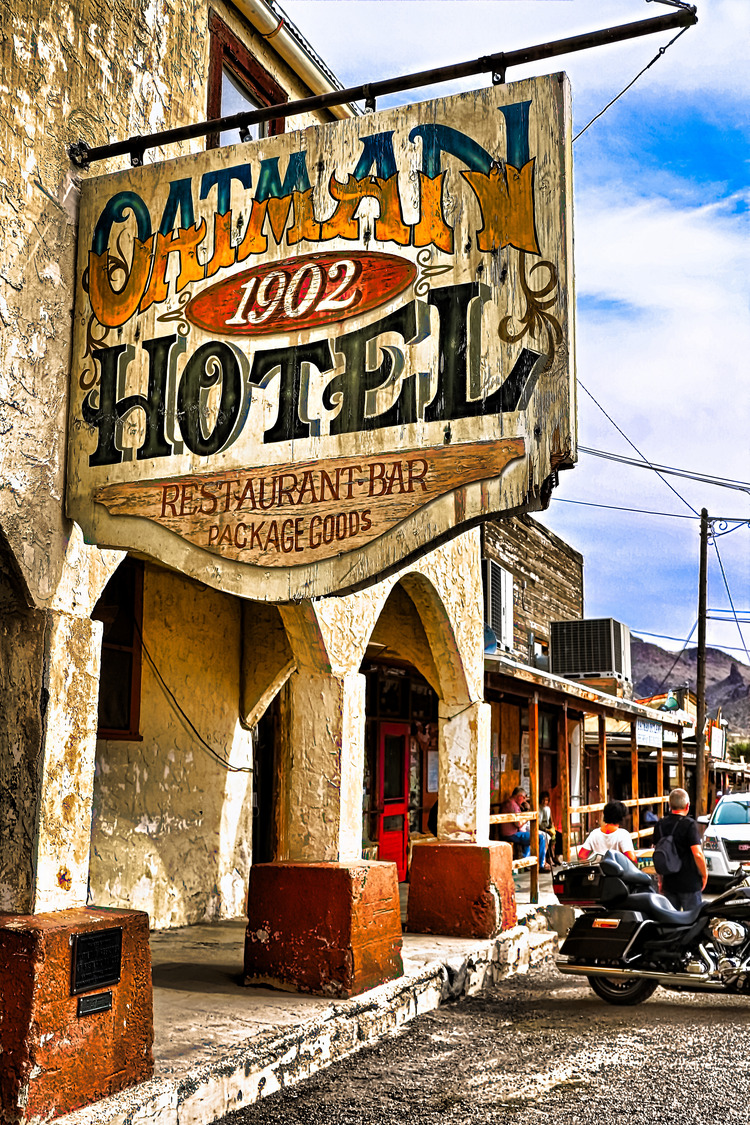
[66,79,576,601]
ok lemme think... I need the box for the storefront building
[0,1,576,1120]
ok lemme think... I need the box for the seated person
[642,806,659,826]
[500,787,547,869]
[578,801,637,866]
[538,791,556,871]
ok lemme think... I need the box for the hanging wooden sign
[67,76,576,601]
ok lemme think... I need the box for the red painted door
[378,722,410,881]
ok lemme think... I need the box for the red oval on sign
[185,251,417,338]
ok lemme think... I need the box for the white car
[702,793,750,890]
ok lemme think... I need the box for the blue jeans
[504,829,544,864]
[664,888,703,911]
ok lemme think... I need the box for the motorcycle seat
[626,892,703,925]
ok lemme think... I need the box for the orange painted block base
[406,840,517,938]
[245,861,403,997]
[0,907,153,1125]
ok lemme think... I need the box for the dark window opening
[252,696,279,864]
[207,12,287,148]
[92,559,143,740]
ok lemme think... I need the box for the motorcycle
[553,850,750,1005]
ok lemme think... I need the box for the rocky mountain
[631,638,750,740]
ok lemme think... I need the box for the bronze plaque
[71,928,123,995]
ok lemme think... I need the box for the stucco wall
[0,0,338,916]
[90,564,253,929]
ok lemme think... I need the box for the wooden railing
[489,812,540,874]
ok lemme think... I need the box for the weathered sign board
[67,77,576,600]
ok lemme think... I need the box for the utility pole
[695,508,708,816]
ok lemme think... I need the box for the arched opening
[360,575,474,881]
[0,523,31,614]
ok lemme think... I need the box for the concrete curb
[59,925,557,1125]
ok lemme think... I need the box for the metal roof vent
[550,618,632,681]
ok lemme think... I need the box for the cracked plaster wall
[0,605,101,912]
[90,564,253,930]
[1,0,492,908]
[0,0,334,914]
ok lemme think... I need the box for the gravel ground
[225,962,750,1125]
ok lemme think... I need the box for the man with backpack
[652,788,707,910]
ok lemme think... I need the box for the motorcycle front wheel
[587,974,659,1006]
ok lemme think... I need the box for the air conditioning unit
[484,560,514,652]
[550,618,632,681]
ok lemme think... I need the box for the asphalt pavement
[224,960,750,1125]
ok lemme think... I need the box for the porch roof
[484,653,691,732]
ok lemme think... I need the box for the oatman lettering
[83,284,543,466]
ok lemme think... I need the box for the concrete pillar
[246,624,402,997]
[408,700,516,937]
[276,669,366,863]
[0,606,154,1121]
[0,608,102,914]
[437,700,491,843]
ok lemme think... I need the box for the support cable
[573,22,691,142]
[578,382,699,515]
[651,620,699,697]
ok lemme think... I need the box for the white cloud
[284,0,750,108]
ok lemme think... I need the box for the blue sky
[284,0,749,662]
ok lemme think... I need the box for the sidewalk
[60,879,565,1125]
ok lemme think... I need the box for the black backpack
[653,818,688,876]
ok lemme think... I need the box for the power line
[578,446,750,494]
[552,497,699,519]
[631,628,750,655]
[710,535,750,665]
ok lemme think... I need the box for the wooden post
[696,508,708,817]
[529,692,540,904]
[559,704,570,861]
[677,726,685,789]
[630,722,640,840]
[657,735,664,812]
[598,714,607,832]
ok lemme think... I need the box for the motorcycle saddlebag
[553,863,605,906]
[559,911,656,962]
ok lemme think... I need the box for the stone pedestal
[245,861,403,997]
[406,840,516,938]
[0,907,153,1125]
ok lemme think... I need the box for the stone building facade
[0,3,552,1120]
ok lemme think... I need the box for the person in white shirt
[578,801,637,866]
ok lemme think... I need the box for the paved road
[227,960,750,1125]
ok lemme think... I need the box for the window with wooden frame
[92,558,143,740]
[207,11,287,148]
